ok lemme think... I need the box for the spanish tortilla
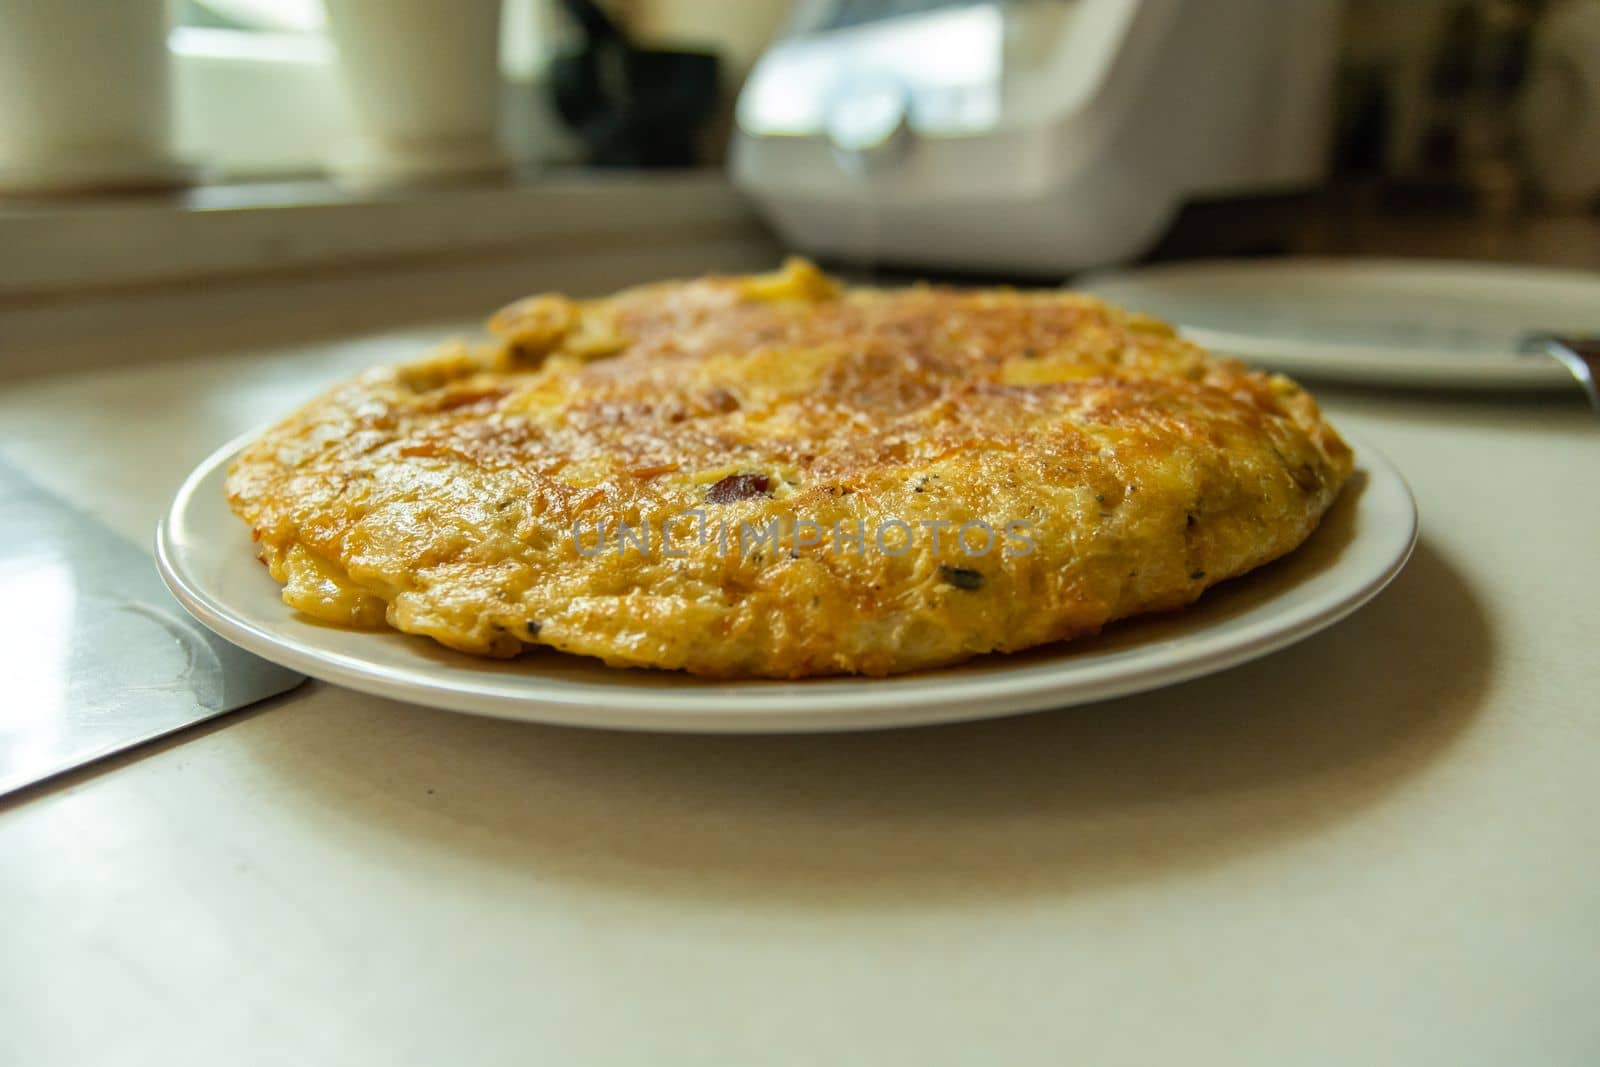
[225,259,1352,678]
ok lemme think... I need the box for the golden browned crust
[226,259,1353,678]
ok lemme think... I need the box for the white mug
[0,0,187,194]
[324,0,511,186]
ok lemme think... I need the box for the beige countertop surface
[2,246,1599,1066]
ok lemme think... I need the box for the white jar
[0,0,188,195]
[324,0,512,187]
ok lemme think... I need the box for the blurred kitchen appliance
[732,0,1343,273]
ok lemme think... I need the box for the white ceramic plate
[156,431,1417,733]
[1078,258,1600,389]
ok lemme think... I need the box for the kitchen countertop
[2,250,1599,1066]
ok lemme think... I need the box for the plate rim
[155,430,1418,733]
[1077,257,1596,389]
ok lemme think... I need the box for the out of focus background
[2,0,1598,332]
[6,8,1600,1052]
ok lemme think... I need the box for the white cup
[324,0,511,187]
[0,0,188,195]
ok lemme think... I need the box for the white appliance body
[732,0,1342,273]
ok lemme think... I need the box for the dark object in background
[550,0,720,168]
[1332,0,1552,209]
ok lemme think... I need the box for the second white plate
[157,432,1417,733]
[1079,258,1599,389]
